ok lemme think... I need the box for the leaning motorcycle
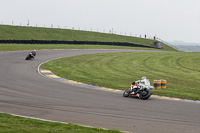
[25,53,35,60]
[123,84,154,100]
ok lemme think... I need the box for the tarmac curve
[0,49,200,133]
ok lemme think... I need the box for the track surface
[0,49,200,133]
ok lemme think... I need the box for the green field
[41,52,200,100]
[0,25,176,51]
[0,113,121,133]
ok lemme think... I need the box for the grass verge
[0,44,161,51]
[41,52,200,100]
[0,113,121,133]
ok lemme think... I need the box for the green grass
[0,25,176,51]
[0,113,121,133]
[0,44,162,51]
[41,52,200,100]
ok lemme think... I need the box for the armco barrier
[0,40,153,48]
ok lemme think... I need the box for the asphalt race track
[0,49,200,133]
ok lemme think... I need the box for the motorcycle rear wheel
[139,90,152,100]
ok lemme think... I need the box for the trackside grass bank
[0,113,121,133]
[0,44,160,51]
[0,25,176,51]
[41,52,200,100]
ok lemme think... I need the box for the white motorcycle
[123,83,154,100]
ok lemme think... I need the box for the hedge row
[0,40,153,48]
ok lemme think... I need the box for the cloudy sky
[1,0,200,43]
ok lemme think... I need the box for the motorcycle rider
[130,76,151,94]
[29,50,36,58]
[136,76,150,87]
[31,50,36,56]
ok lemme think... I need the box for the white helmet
[142,76,146,80]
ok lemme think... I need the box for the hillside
[0,25,176,51]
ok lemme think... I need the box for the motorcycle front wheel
[139,90,152,100]
[25,55,31,60]
[123,89,130,97]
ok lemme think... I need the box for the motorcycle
[123,84,154,100]
[25,53,35,60]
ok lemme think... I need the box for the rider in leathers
[29,50,36,58]
[131,76,150,94]
[136,76,150,87]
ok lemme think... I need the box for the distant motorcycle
[25,50,36,60]
[123,83,154,100]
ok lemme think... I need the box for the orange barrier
[153,80,158,89]
[153,80,161,89]
[161,80,167,89]
[153,79,167,89]
[157,80,161,89]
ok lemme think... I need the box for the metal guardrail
[156,38,182,51]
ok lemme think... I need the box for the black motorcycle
[25,50,36,60]
[25,53,35,60]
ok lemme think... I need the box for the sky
[1,0,200,43]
